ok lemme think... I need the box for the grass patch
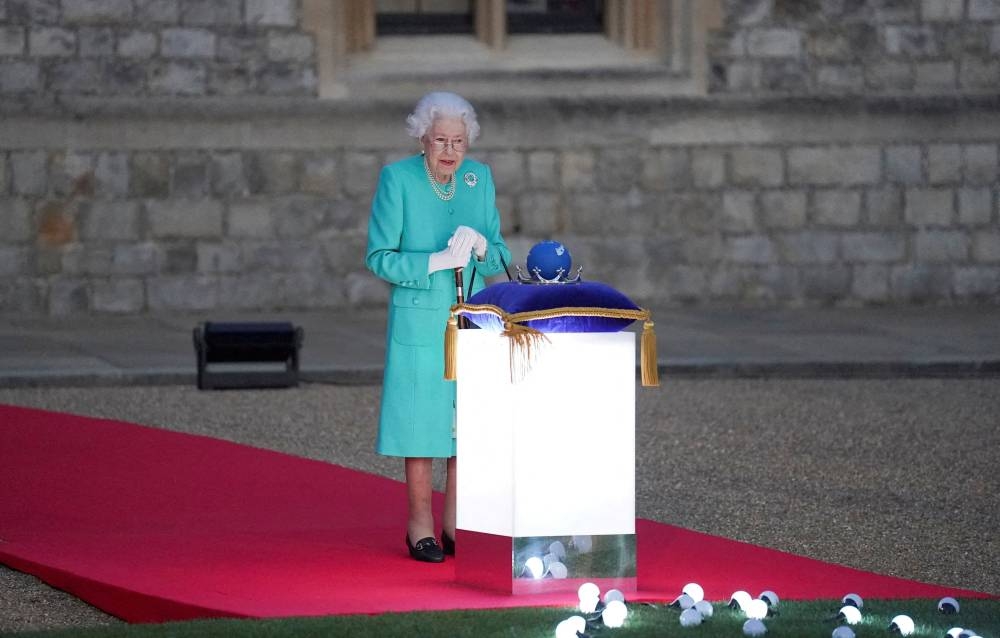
[11,599,999,638]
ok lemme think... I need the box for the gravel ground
[1,379,998,634]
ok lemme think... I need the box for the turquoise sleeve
[365,165,433,290]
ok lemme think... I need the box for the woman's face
[422,117,467,183]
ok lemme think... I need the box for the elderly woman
[365,92,512,563]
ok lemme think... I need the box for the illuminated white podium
[455,330,636,594]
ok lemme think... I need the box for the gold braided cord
[452,303,651,325]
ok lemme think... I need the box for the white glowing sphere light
[730,590,753,610]
[682,582,705,603]
[889,614,915,636]
[525,557,544,579]
[578,582,600,614]
[679,607,703,627]
[672,593,696,610]
[603,588,625,604]
[831,626,856,638]
[694,600,714,618]
[743,618,768,636]
[938,597,960,614]
[838,605,862,625]
[759,590,779,607]
[745,598,769,620]
[602,599,628,628]
[841,593,863,609]
[555,616,586,638]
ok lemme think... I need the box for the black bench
[193,321,304,390]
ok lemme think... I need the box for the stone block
[761,60,809,91]
[158,242,197,273]
[0,245,25,276]
[885,145,922,184]
[300,154,339,197]
[131,153,170,198]
[256,62,316,95]
[29,27,74,56]
[927,144,961,184]
[342,152,380,198]
[665,265,707,302]
[726,235,775,264]
[708,266,743,299]
[959,56,1000,89]
[889,264,952,303]
[640,147,689,191]
[48,59,103,93]
[147,199,223,238]
[148,60,207,95]
[7,1,60,23]
[209,61,252,95]
[0,61,41,93]
[679,233,724,264]
[0,155,6,195]
[485,151,525,193]
[691,149,726,188]
[111,242,158,275]
[865,187,904,226]
[914,230,969,262]
[0,279,43,313]
[208,152,247,197]
[564,192,615,233]
[496,194,516,235]
[671,192,722,233]
[732,0,771,25]
[161,27,215,57]
[788,146,880,185]
[865,60,914,90]
[560,150,595,191]
[993,24,1000,55]
[49,151,93,197]
[884,25,938,56]
[48,278,90,315]
[218,33,262,63]
[320,234,366,273]
[171,153,209,197]
[526,151,557,189]
[760,190,807,229]
[267,33,313,62]
[247,152,298,194]
[227,200,272,238]
[273,196,329,238]
[146,275,218,310]
[969,0,1000,20]
[0,198,34,243]
[596,147,640,192]
[972,231,1000,262]
[963,144,998,186]
[216,272,284,309]
[914,62,956,89]
[135,0,180,23]
[905,188,954,226]
[197,241,241,273]
[958,188,993,225]
[851,264,890,301]
[812,189,862,227]
[953,267,1000,298]
[79,26,114,56]
[10,151,46,196]
[745,265,801,303]
[731,148,783,187]
[180,0,241,25]
[747,28,801,57]
[326,197,366,233]
[63,0,133,23]
[246,0,296,26]
[516,191,559,236]
[725,60,762,91]
[840,232,906,262]
[922,0,964,20]
[817,64,864,91]
[802,265,851,300]
[81,201,140,241]
[118,31,157,57]
[94,153,130,197]
[721,191,757,231]
[778,231,840,264]
[92,278,145,313]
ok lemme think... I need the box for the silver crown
[514,264,583,284]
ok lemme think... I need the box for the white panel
[456,330,635,538]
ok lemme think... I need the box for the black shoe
[441,531,455,556]
[406,535,445,563]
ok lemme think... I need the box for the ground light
[578,582,600,614]
[889,613,915,635]
[831,626,856,638]
[842,593,864,609]
[678,607,702,627]
[554,615,585,638]
[745,598,769,620]
[602,599,628,628]
[730,590,753,611]
[938,597,960,614]
[682,582,704,603]
[742,618,767,636]
[838,604,863,625]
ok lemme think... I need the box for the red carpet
[0,404,990,623]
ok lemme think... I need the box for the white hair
[405,91,481,145]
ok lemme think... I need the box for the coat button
[412,297,419,305]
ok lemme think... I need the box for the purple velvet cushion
[462,281,641,333]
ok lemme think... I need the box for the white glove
[428,230,474,273]
[451,225,488,259]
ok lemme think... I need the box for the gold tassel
[640,320,660,387]
[444,314,458,380]
[501,321,549,383]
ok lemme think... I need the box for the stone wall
[0,0,315,97]
[2,97,998,314]
[710,0,1000,94]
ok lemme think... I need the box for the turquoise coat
[365,154,511,458]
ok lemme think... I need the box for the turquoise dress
[365,154,511,458]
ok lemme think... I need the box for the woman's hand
[450,225,488,259]
[428,228,475,273]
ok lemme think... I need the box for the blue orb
[526,240,572,280]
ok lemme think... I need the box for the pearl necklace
[424,157,456,201]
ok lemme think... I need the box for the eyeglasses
[428,137,467,152]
